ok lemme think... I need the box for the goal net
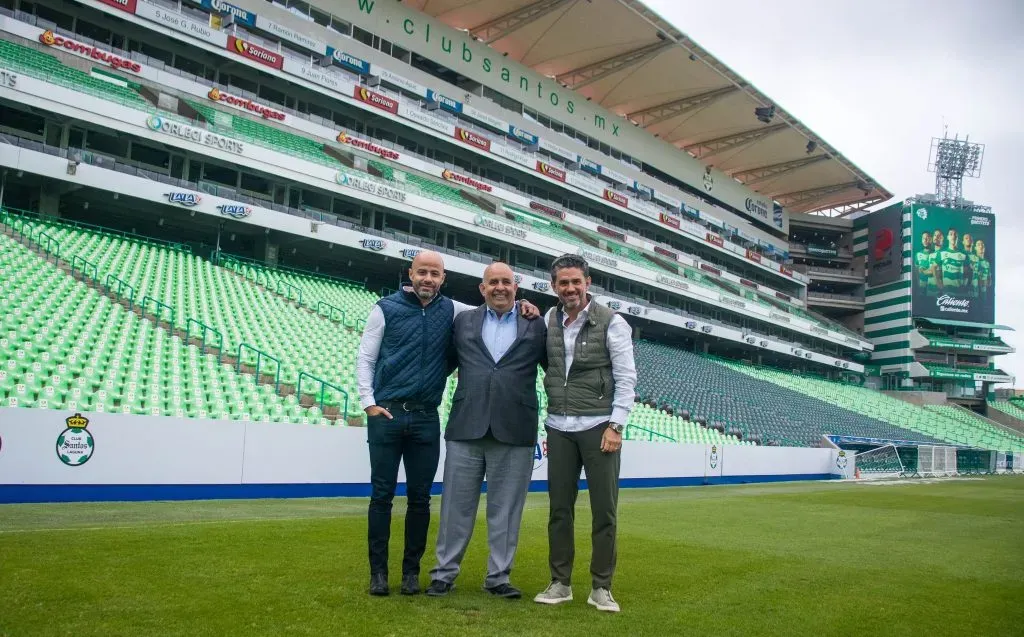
[917,445,958,477]
[854,444,907,479]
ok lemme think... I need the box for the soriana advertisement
[37,30,141,73]
[226,35,283,70]
[353,86,398,114]
[535,161,566,182]
[454,127,491,152]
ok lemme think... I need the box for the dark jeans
[545,423,621,590]
[367,409,441,577]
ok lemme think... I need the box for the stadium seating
[922,405,1024,450]
[219,256,378,331]
[0,36,871,351]
[632,341,930,447]
[989,400,1024,422]
[8,211,367,419]
[3,209,725,442]
[722,361,1024,452]
[0,230,328,423]
[0,39,151,111]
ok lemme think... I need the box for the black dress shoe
[400,573,421,596]
[369,572,389,596]
[425,580,455,597]
[484,583,522,599]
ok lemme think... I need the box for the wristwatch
[608,422,624,434]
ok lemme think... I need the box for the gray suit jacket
[446,305,547,447]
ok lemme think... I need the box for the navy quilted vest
[373,290,454,406]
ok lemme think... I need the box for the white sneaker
[587,588,620,612]
[533,581,573,605]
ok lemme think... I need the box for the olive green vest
[544,299,615,417]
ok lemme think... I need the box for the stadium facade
[0,0,1020,501]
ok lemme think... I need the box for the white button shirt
[544,301,637,433]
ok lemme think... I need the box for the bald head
[411,250,444,272]
[480,262,517,314]
[408,250,446,305]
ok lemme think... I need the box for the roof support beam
[827,197,887,217]
[626,86,739,127]
[775,181,866,212]
[469,0,572,45]
[681,123,788,161]
[728,155,830,187]
[556,40,673,90]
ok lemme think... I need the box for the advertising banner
[866,204,902,285]
[226,35,283,70]
[136,1,228,47]
[911,204,995,324]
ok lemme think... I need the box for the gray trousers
[546,423,621,590]
[430,438,534,588]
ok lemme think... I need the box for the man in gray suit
[426,262,547,599]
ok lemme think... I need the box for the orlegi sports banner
[911,204,994,324]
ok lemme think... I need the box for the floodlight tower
[927,133,985,210]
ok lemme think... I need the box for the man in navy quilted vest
[356,250,538,597]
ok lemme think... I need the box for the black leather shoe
[425,580,454,597]
[485,583,522,599]
[369,572,389,596]
[400,573,421,596]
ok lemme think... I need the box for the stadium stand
[0,230,322,422]
[0,8,1013,462]
[2,207,735,444]
[0,39,152,111]
[922,405,1024,449]
[5,209,366,420]
[0,34,877,357]
[722,361,1024,452]
[988,400,1024,423]
[632,341,934,446]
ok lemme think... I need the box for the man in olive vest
[533,254,637,613]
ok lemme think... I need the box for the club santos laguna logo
[836,450,848,471]
[703,169,714,192]
[57,413,94,466]
[709,444,719,469]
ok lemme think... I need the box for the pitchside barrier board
[0,409,841,503]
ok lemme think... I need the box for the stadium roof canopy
[407,0,893,216]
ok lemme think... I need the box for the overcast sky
[645,0,1024,384]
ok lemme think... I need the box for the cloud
[646,0,1023,383]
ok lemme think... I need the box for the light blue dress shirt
[481,303,518,363]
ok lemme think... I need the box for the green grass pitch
[2,477,1023,636]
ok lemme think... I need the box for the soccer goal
[853,444,908,479]
[916,445,958,477]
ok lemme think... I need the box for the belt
[378,400,434,412]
